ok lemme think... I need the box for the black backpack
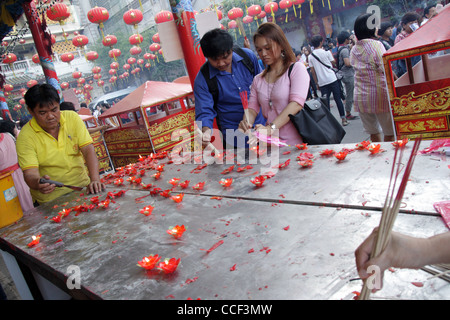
[200,47,255,109]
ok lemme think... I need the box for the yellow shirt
[16,111,93,203]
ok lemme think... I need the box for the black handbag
[289,97,346,145]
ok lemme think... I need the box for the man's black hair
[337,31,350,45]
[24,84,60,111]
[200,28,234,59]
[401,12,420,26]
[378,21,392,37]
[60,101,75,111]
[424,4,436,16]
[80,102,87,108]
[310,35,323,48]
[354,13,377,40]
[0,119,16,137]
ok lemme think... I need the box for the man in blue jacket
[194,29,265,150]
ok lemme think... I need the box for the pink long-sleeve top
[248,62,310,145]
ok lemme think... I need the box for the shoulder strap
[336,46,345,70]
[311,52,332,69]
[232,46,255,75]
[288,63,295,79]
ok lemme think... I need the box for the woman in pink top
[238,23,309,146]
[0,120,34,212]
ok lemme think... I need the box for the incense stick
[359,138,422,300]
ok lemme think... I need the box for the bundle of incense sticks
[239,90,250,125]
[359,138,422,300]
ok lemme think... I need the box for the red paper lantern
[143,53,152,60]
[109,69,117,75]
[72,71,82,79]
[127,57,136,65]
[102,34,117,47]
[19,98,25,105]
[152,33,160,43]
[228,7,244,20]
[145,63,151,69]
[123,9,143,27]
[264,2,279,14]
[97,80,104,87]
[215,9,223,20]
[108,48,121,59]
[3,84,13,92]
[279,0,293,10]
[123,64,131,70]
[110,62,119,69]
[149,43,161,52]
[61,82,69,90]
[60,52,74,63]
[130,46,142,56]
[19,39,26,45]
[32,54,40,64]
[77,78,85,85]
[87,7,109,27]
[248,5,262,17]
[93,74,102,80]
[155,10,173,24]
[3,53,17,64]
[72,35,89,48]
[129,34,143,46]
[46,3,70,24]
[123,72,129,77]
[137,58,144,65]
[86,51,99,61]
[92,66,102,74]
[27,80,38,88]
[228,20,237,29]
[243,15,253,24]
[258,11,267,19]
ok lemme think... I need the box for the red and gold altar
[97,80,194,168]
[383,5,450,141]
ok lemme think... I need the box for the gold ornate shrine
[383,5,450,140]
[98,80,195,168]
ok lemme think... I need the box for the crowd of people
[0,2,448,300]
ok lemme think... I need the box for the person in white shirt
[308,35,348,126]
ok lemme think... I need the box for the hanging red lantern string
[108,48,121,61]
[60,52,74,66]
[227,7,245,36]
[87,6,109,39]
[154,10,173,24]
[152,33,160,43]
[27,79,38,88]
[85,51,99,63]
[292,0,305,18]
[61,82,69,90]
[110,62,119,70]
[72,71,82,79]
[129,34,143,47]
[279,0,293,23]
[3,84,13,92]
[46,3,71,42]
[102,34,117,48]
[130,46,142,56]
[247,5,262,26]
[3,53,17,77]
[264,2,279,23]
[149,43,161,62]
[127,57,137,66]
[92,66,102,74]
[228,20,238,41]
[72,35,89,60]
[123,9,143,33]
[242,15,253,34]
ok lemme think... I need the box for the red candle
[219,178,233,187]
[27,234,41,247]
[334,151,348,161]
[179,180,190,189]
[192,182,205,191]
[137,254,161,270]
[166,225,186,239]
[170,193,184,203]
[168,178,180,186]
[250,175,266,187]
[392,138,409,148]
[367,144,382,154]
[139,205,154,216]
[157,258,180,274]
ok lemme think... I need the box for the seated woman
[238,22,309,146]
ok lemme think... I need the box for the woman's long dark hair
[253,22,296,78]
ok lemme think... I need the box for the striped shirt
[349,39,390,114]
